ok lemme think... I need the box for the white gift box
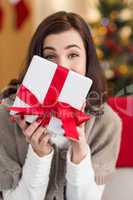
[10,55,92,138]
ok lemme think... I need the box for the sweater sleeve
[86,103,122,185]
[66,145,105,200]
[2,145,54,200]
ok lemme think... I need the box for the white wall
[33,0,99,28]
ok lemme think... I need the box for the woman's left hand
[71,102,89,164]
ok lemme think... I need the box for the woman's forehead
[43,29,85,50]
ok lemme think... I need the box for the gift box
[8,55,93,140]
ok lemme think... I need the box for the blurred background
[0,0,133,96]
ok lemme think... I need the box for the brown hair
[0,11,108,113]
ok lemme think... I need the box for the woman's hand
[71,102,89,164]
[16,117,54,157]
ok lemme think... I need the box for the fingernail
[20,115,24,120]
[9,116,16,123]
[61,124,64,129]
[36,118,42,123]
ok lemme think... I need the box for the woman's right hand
[15,116,54,157]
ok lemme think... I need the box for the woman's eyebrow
[43,46,56,51]
[43,44,81,51]
[64,44,81,50]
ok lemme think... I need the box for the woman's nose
[58,57,70,70]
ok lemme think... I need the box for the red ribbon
[7,65,90,140]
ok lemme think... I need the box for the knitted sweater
[2,144,105,200]
[0,97,122,200]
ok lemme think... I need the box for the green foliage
[90,0,133,96]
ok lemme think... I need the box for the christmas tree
[89,0,133,96]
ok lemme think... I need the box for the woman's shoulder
[0,101,10,128]
[85,102,122,134]
[98,102,122,125]
[0,96,17,145]
[0,97,14,128]
[98,102,122,137]
[87,102,122,128]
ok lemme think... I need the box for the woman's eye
[68,53,79,59]
[44,55,56,60]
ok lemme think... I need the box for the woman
[0,11,122,200]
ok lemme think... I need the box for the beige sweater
[0,96,122,200]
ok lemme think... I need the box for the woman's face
[43,28,86,76]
